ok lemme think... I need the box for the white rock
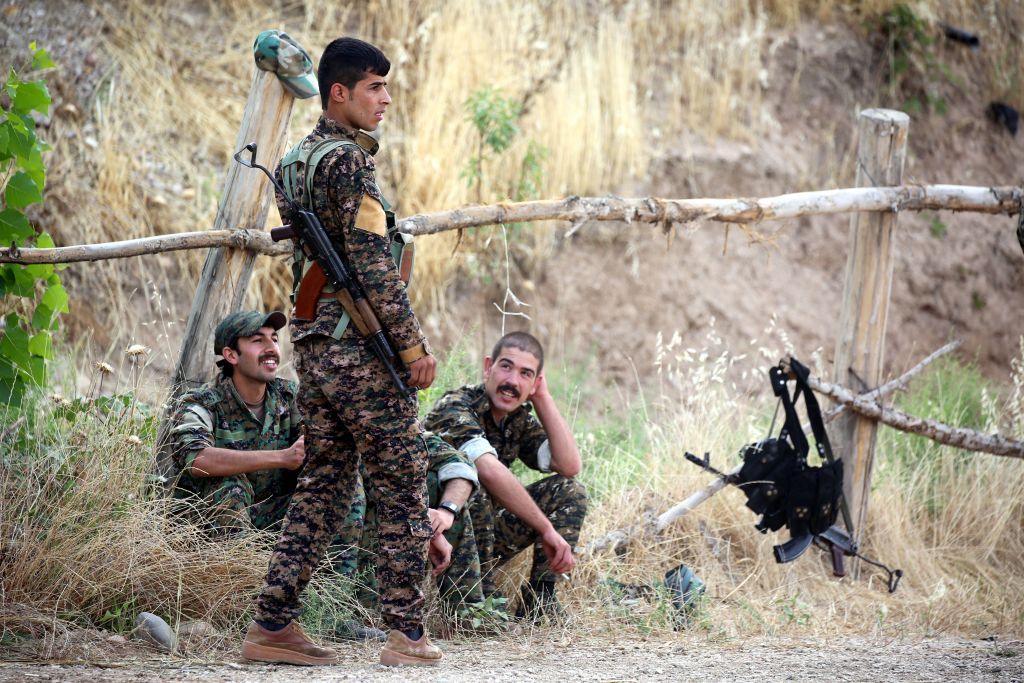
[133,612,175,651]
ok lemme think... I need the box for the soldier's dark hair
[318,37,391,110]
[490,332,544,373]
[218,341,241,379]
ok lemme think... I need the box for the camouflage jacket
[167,376,302,496]
[423,383,552,472]
[274,115,426,355]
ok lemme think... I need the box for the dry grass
[6,328,1024,659]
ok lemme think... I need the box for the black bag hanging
[734,359,843,537]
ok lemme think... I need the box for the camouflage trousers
[334,468,485,610]
[470,474,587,597]
[253,335,432,631]
[172,471,296,536]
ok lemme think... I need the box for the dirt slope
[438,22,1023,388]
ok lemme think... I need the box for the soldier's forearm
[476,454,555,535]
[438,478,473,508]
[189,446,290,478]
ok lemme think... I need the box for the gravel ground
[2,634,1023,682]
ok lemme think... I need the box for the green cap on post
[214,310,287,356]
[253,30,318,100]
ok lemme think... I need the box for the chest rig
[279,133,414,340]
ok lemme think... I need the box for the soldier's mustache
[497,383,520,399]
[259,353,279,363]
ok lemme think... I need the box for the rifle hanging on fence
[684,357,903,592]
[233,142,410,396]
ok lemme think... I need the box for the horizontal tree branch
[2,185,1020,264]
[790,357,1024,459]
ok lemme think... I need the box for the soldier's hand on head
[407,354,437,390]
[282,435,305,470]
[530,373,551,401]
[541,528,576,574]
[428,532,452,576]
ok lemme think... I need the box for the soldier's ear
[330,82,348,103]
[222,346,240,367]
[483,356,494,376]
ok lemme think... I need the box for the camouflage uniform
[424,384,588,598]
[336,432,485,608]
[254,116,433,633]
[167,376,302,534]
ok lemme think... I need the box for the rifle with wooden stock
[233,142,409,396]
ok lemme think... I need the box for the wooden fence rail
[1,184,1020,265]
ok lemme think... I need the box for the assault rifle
[233,142,410,396]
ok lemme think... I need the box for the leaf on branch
[13,80,50,116]
[40,279,69,314]
[31,45,56,71]
[28,330,53,360]
[5,171,42,209]
[0,207,33,242]
[3,119,35,160]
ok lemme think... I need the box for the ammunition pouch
[734,359,843,540]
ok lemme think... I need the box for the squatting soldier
[242,37,444,667]
[165,310,303,534]
[425,331,587,619]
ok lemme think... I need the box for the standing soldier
[425,331,587,620]
[242,37,443,667]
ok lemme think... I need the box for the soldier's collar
[315,115,380,155]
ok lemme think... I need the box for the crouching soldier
[162,310,304,534]
[425,331,587,620]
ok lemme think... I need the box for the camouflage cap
[253,30,318,100]
[214,310,287,356]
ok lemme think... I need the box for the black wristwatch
[438,500,461,518]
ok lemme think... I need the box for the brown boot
[241,621,338,666]
[379,629,443,667]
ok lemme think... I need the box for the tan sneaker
[379,629,443,667]
[241,621,338,666]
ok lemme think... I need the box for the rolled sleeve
[169,404,215,472]
[437,461,479,490]
[460,435,497,463]
[535,439,552,473]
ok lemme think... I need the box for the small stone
[178,620,217,638]
[133,612,175,652]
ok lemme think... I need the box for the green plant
[457,594,511,630]
[462,87,522,204]
[878,4,949,114]
[776,592,812,627]
[0,43,67,407]
[927,213,947,239]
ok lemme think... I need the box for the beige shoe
[241,621,338,666]
[379,629,443,667]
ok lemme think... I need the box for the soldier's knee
[552,474,588,507]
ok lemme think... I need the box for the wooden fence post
[831,108,909,569]
[169,67,296,392]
